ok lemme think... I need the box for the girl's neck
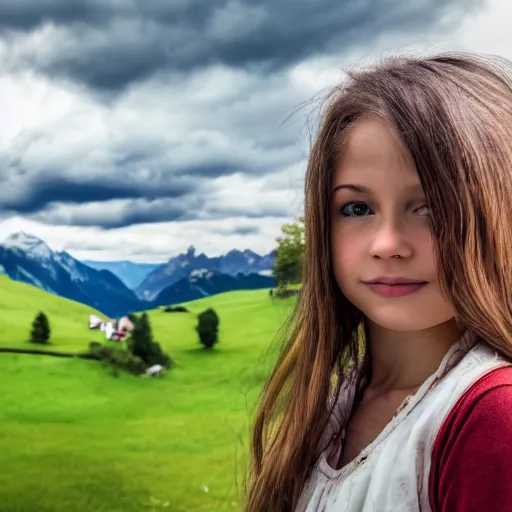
[365,318,461,394]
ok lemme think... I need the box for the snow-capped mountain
[3,232,54,260]
[219,249,275,275]
[136,245,276,300]
[0,232,148,317]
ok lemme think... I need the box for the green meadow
[0,276,296,512]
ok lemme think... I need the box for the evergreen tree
[197,308,220,349]
[127,312,171,367]
[30,312,50,344]
[128,312,153,362]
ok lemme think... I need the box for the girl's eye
[340,202,372,217]
[415,204,430,216]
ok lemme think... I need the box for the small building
[88,314,134,341]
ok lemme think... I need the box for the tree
[272,216,305,287]
[30,312,51,344]
[127,313,171,367]
[196,308,220,349]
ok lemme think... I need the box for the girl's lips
[364,276,428,286]
[364,281,427,298]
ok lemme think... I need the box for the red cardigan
[429,366,512,511]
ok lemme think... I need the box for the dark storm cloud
[31,198,195,229]
[1,0,485,91]
[30,195,293,229]
[66,205,190,229]
[192,223,262,236]
[0,0,105,29]
[0,1,205,29]
[175,162,241,178]
[0,144,289,220]
[0,174,195,214]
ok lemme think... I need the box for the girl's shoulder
[437,364,512,440]
[430,365,512,512]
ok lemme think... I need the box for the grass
[0,276,296,511]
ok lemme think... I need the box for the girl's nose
[369,223,413,260]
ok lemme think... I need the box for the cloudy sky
[0,0,509,262]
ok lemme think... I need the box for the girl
[245,52,512,511]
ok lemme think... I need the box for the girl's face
[331,117,455,332]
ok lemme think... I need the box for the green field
[0,276,295,511]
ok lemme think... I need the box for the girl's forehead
[333,118,420,191]
[339,117,412,165]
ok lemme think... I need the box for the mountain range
[0,232,276,317]
[135,245,275,301]
[154,268,275,305]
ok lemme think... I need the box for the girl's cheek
[333,243,363,282]
[413,229,434,255]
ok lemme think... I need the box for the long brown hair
[244,52,512,511]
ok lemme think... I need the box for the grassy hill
[0,275,107,352]
[0,276,295,511]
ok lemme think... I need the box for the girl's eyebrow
[332,183,424,195]
[332,184,371,194]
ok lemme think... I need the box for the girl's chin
[362,309,450,333]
